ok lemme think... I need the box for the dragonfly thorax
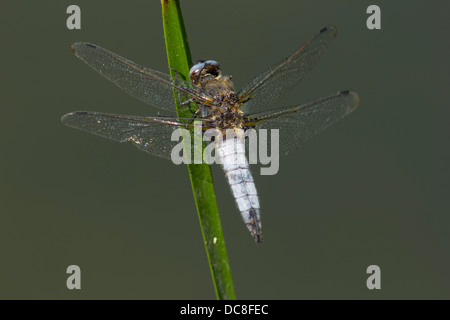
[208,105,245,130]
[190,60,243,130]
[197,76,244,129]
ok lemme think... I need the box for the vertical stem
[161,0,236,300]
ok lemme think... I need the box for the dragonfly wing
[237,26,337,114]
[246,91,360,155]
[61,111,198,160]
[71,43,212,114]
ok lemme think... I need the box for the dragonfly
[61,25,359,244]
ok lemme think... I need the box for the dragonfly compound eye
[189,61,206,84]
[189,60,221,85]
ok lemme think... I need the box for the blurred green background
[1,0,448,299]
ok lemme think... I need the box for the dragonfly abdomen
[216,132,262,244]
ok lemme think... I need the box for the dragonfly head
[189,60,221,86]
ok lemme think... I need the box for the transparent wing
[61,111,204,160]
[71,42,213,113]
[245,91,360,155]
[237,26,337,114]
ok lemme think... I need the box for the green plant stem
[161,0,236,300]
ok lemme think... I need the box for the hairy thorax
[200,75,244,130]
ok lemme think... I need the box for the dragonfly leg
[169,67,189,107]
[169,66,182,78]
[180,98,194,107]
[188,107,202,124]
